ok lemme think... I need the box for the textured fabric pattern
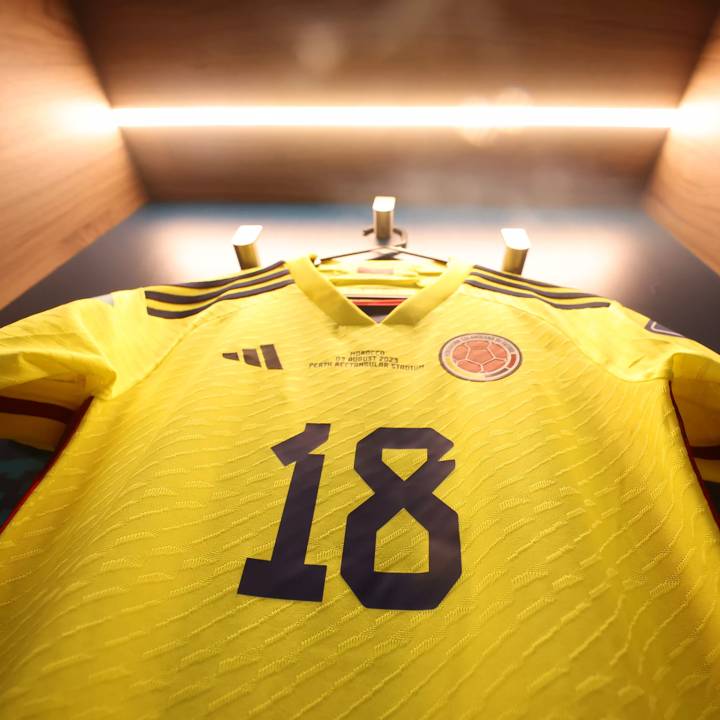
[0,255,719,719]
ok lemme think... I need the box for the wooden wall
[72,0,718,207]
[646,17,720,276]
[73,0,715,107]
[0,0,146,311]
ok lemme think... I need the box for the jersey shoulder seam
[142,260,293,321]
[458,284,668,385]
[99,262,294,400]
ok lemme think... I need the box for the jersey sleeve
[665,339,720,485]
[526,290,720,485]
[584,302,720,485]
[0,288,180,451]
[609,305,720,483]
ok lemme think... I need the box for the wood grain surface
[121,126,668,207]
[0,0,146,310]
[71,0,718,205]
[646,19,720,276]
[73,0,716,106]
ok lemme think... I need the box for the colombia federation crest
[439,333,522,382]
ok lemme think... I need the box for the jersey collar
[285,252,473,326]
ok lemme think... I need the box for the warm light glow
[232,224,263,245]
[112,105,678,129]
[59,102,118,135]
[373,196,396,212]
[501,228,531,251]
[673,102,720,136]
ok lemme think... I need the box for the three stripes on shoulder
[464,266,610,311]
[141,258,684,346]
[143,261,293,319]
[464,268,683,335]
[142,258,617,319]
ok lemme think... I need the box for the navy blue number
[341,428,460,609]
[238,425,460,609]
[237,423,330,601]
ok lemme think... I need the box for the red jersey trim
[0,396,93,536]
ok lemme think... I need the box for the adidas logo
[223,345,283,370]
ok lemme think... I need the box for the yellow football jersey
[1,253,719,719]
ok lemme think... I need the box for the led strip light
[112,105,678,129]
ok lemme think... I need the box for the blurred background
[1,0,719,346]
